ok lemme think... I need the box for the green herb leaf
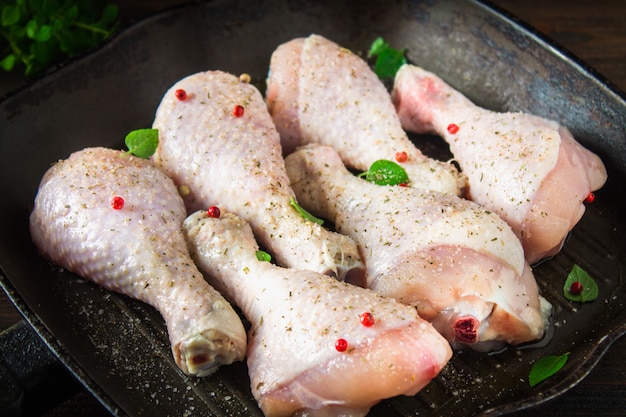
[100,4,119,25]
[255,250,271,262]
[34,24,52,42]
[25,19,38,38]
[368,37,407,78]
[368,37,386,57]
[563,264,599,302]
[529,353,569,387]
[1,5,20,27]
[289,198,324,225]
[359,159,409,186]
[64,5,79,22]
[125,128,159,159]
[31,39,56,65]
[0,0,119,75]
[0,54,16,71]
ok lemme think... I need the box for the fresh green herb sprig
[125,128,158,158]
[1,0,120,75]
[289,198,324,225]
[359,159,409,186]
[529,352,570,387]
[368,36,407,79]
[255,250,271,262]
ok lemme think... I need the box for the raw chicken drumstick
[29,147,247,376]
[266,34,465,196]
[285,144,550,351]
[184,209,452,417]
[152,70,363,281]
[392,64,608,264]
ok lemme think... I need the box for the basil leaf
[25,20,38,38]
[100,4,119,25]
[34,24,52,42]
[1,5,20,27]
[64,5,79,21]
[563,264,599,302]
[368,37,386,57]
[359,159,409,186]
[529,353,569,387]
[256,250,271,262]
[289,198,324,225]
[0,54,16,71]
[125,128,159,159]
[375,48,407,79]
[0,1,119,75]
[368,37,407,79]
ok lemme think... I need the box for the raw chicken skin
[152,70,364,281]
[392,64,608,264]
[285,144,550,351]
[184,210,452,417]
[29,147,247,376]
[266,34,466,196]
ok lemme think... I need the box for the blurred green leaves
[1,0,119,75]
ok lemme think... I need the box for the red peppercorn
[359,312,375,327]
[447,123,459,134]
[111,196,124,210]
[584,192,595,204]
[570,281,584,295]
[335,338,348,352]
[175,89,187,101]
[395,151,408,163]
[207,206,221,218]
[233,105,245,117]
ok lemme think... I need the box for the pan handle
[0,320,84,416]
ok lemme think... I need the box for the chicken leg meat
[184,209,452,417]
[152,70,363,281]
[285,144,550,351]
[266,34,465,196]
[29,147,247,376]
[392,64,608,263]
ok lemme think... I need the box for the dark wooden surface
[1,0,625,416]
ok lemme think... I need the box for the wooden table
[1,0,624,416]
